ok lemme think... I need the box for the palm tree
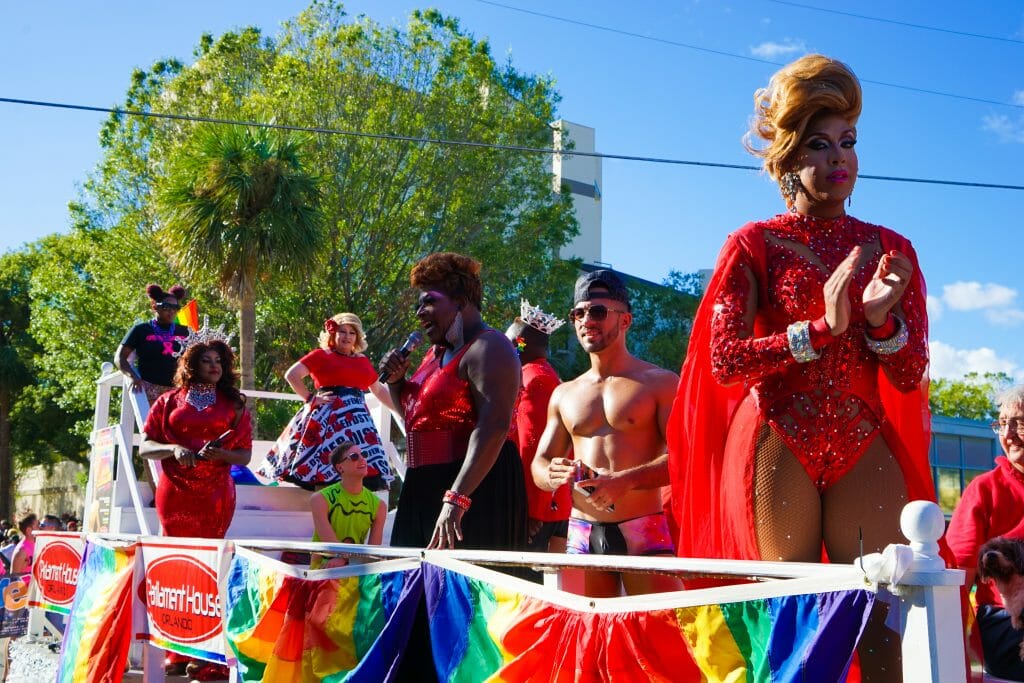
[156,124,322,395]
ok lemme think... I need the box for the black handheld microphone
[378,331,425,383]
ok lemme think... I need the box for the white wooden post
[895,501,966,683]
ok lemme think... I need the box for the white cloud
[985,308,1024,326]
[1014,90,1024,106]
[941,281,1017,311]
[749,39,805,59]
[929,341,1024,381]
[982,113,1024,144]
[926,295,944,321]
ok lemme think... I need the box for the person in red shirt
[257,312,395,491]
[946,385,1024,681]
[506,300,569,553]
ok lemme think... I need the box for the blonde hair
[318,312,368,353]
[744,54,862,194]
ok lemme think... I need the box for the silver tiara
[520,299,565,336]
[176,316,234,356]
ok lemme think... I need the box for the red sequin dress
[666,213,935,561]
[391,330,526,549]
[143,387,253,538]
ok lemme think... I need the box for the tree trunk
[0,390,13,521]
[239,290,258,437]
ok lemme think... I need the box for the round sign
[144,554,221,643]
[32,541,81,606]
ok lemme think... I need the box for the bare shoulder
[630,360,679,389]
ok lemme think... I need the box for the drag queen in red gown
[140,338,252,679]
[141,339,252,538]
[668,54,934,564]
[667,55,935,680]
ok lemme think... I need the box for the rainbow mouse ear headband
[177,316,235,355]
[520,299,565,336]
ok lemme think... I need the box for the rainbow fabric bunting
[56,540,137,683]
[224,549,421,682]
[422,561,875,683]
[174,299,199,331]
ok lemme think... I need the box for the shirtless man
[532,270,682,597]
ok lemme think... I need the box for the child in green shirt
[310,440,387,568]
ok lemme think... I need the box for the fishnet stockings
[751,422,907,682]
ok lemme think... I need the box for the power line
[473,0,1024,110]
[2,95,1022,191]
[765,0,1024,46]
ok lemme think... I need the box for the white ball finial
[900,500,946,572]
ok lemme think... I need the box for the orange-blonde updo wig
[744,54,862,187]
[318,312,368,353]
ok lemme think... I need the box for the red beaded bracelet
[443,489,471,511]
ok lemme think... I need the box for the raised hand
[823,246,861,337]
[862,250,912,327]
[377,348,411,385]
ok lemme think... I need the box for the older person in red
[140,340,252,539]
[946,385,1024,681]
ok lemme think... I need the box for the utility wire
[765,0,1024,46]
[473,0,1024,110]
[2,95,1022,191]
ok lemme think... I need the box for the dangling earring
[847,192,852,208]
[781,171,800,209]
[445,308,465,348]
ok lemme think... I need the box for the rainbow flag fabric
[422,560,875,683]
[174,299,199,331]
[56,540,137,683]
[224,548,422,682]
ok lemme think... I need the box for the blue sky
[2,1,1022,380]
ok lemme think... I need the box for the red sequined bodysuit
[143,387,253,538]
[400,334,482,468]
[709,213,928,490]
[667,213,934,561]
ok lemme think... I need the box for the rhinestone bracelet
[864,316,909,355]
[442,489,472,511]
[786,320,821,363]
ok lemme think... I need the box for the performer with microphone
[256,312,398,491]
[381,252,527,683]
[379,252,527,552]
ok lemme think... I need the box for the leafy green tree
[929,372,1013,421]
[16,2,581,455]
[0,252,35,517]
[155,124,322,392]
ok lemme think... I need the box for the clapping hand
[863,250,913,327]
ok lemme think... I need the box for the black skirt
[391,439,527,551]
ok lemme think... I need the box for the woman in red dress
[256,312,395,490]
[140,339,251,680]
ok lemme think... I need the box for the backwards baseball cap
[573,269,631,310]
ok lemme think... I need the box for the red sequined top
[143,387,253,491]
[400,333,487,467]
[708,213,928,489]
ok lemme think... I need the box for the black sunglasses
[156,302,180,311]
[568,303,627,322]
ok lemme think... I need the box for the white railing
[64,500,961,682]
